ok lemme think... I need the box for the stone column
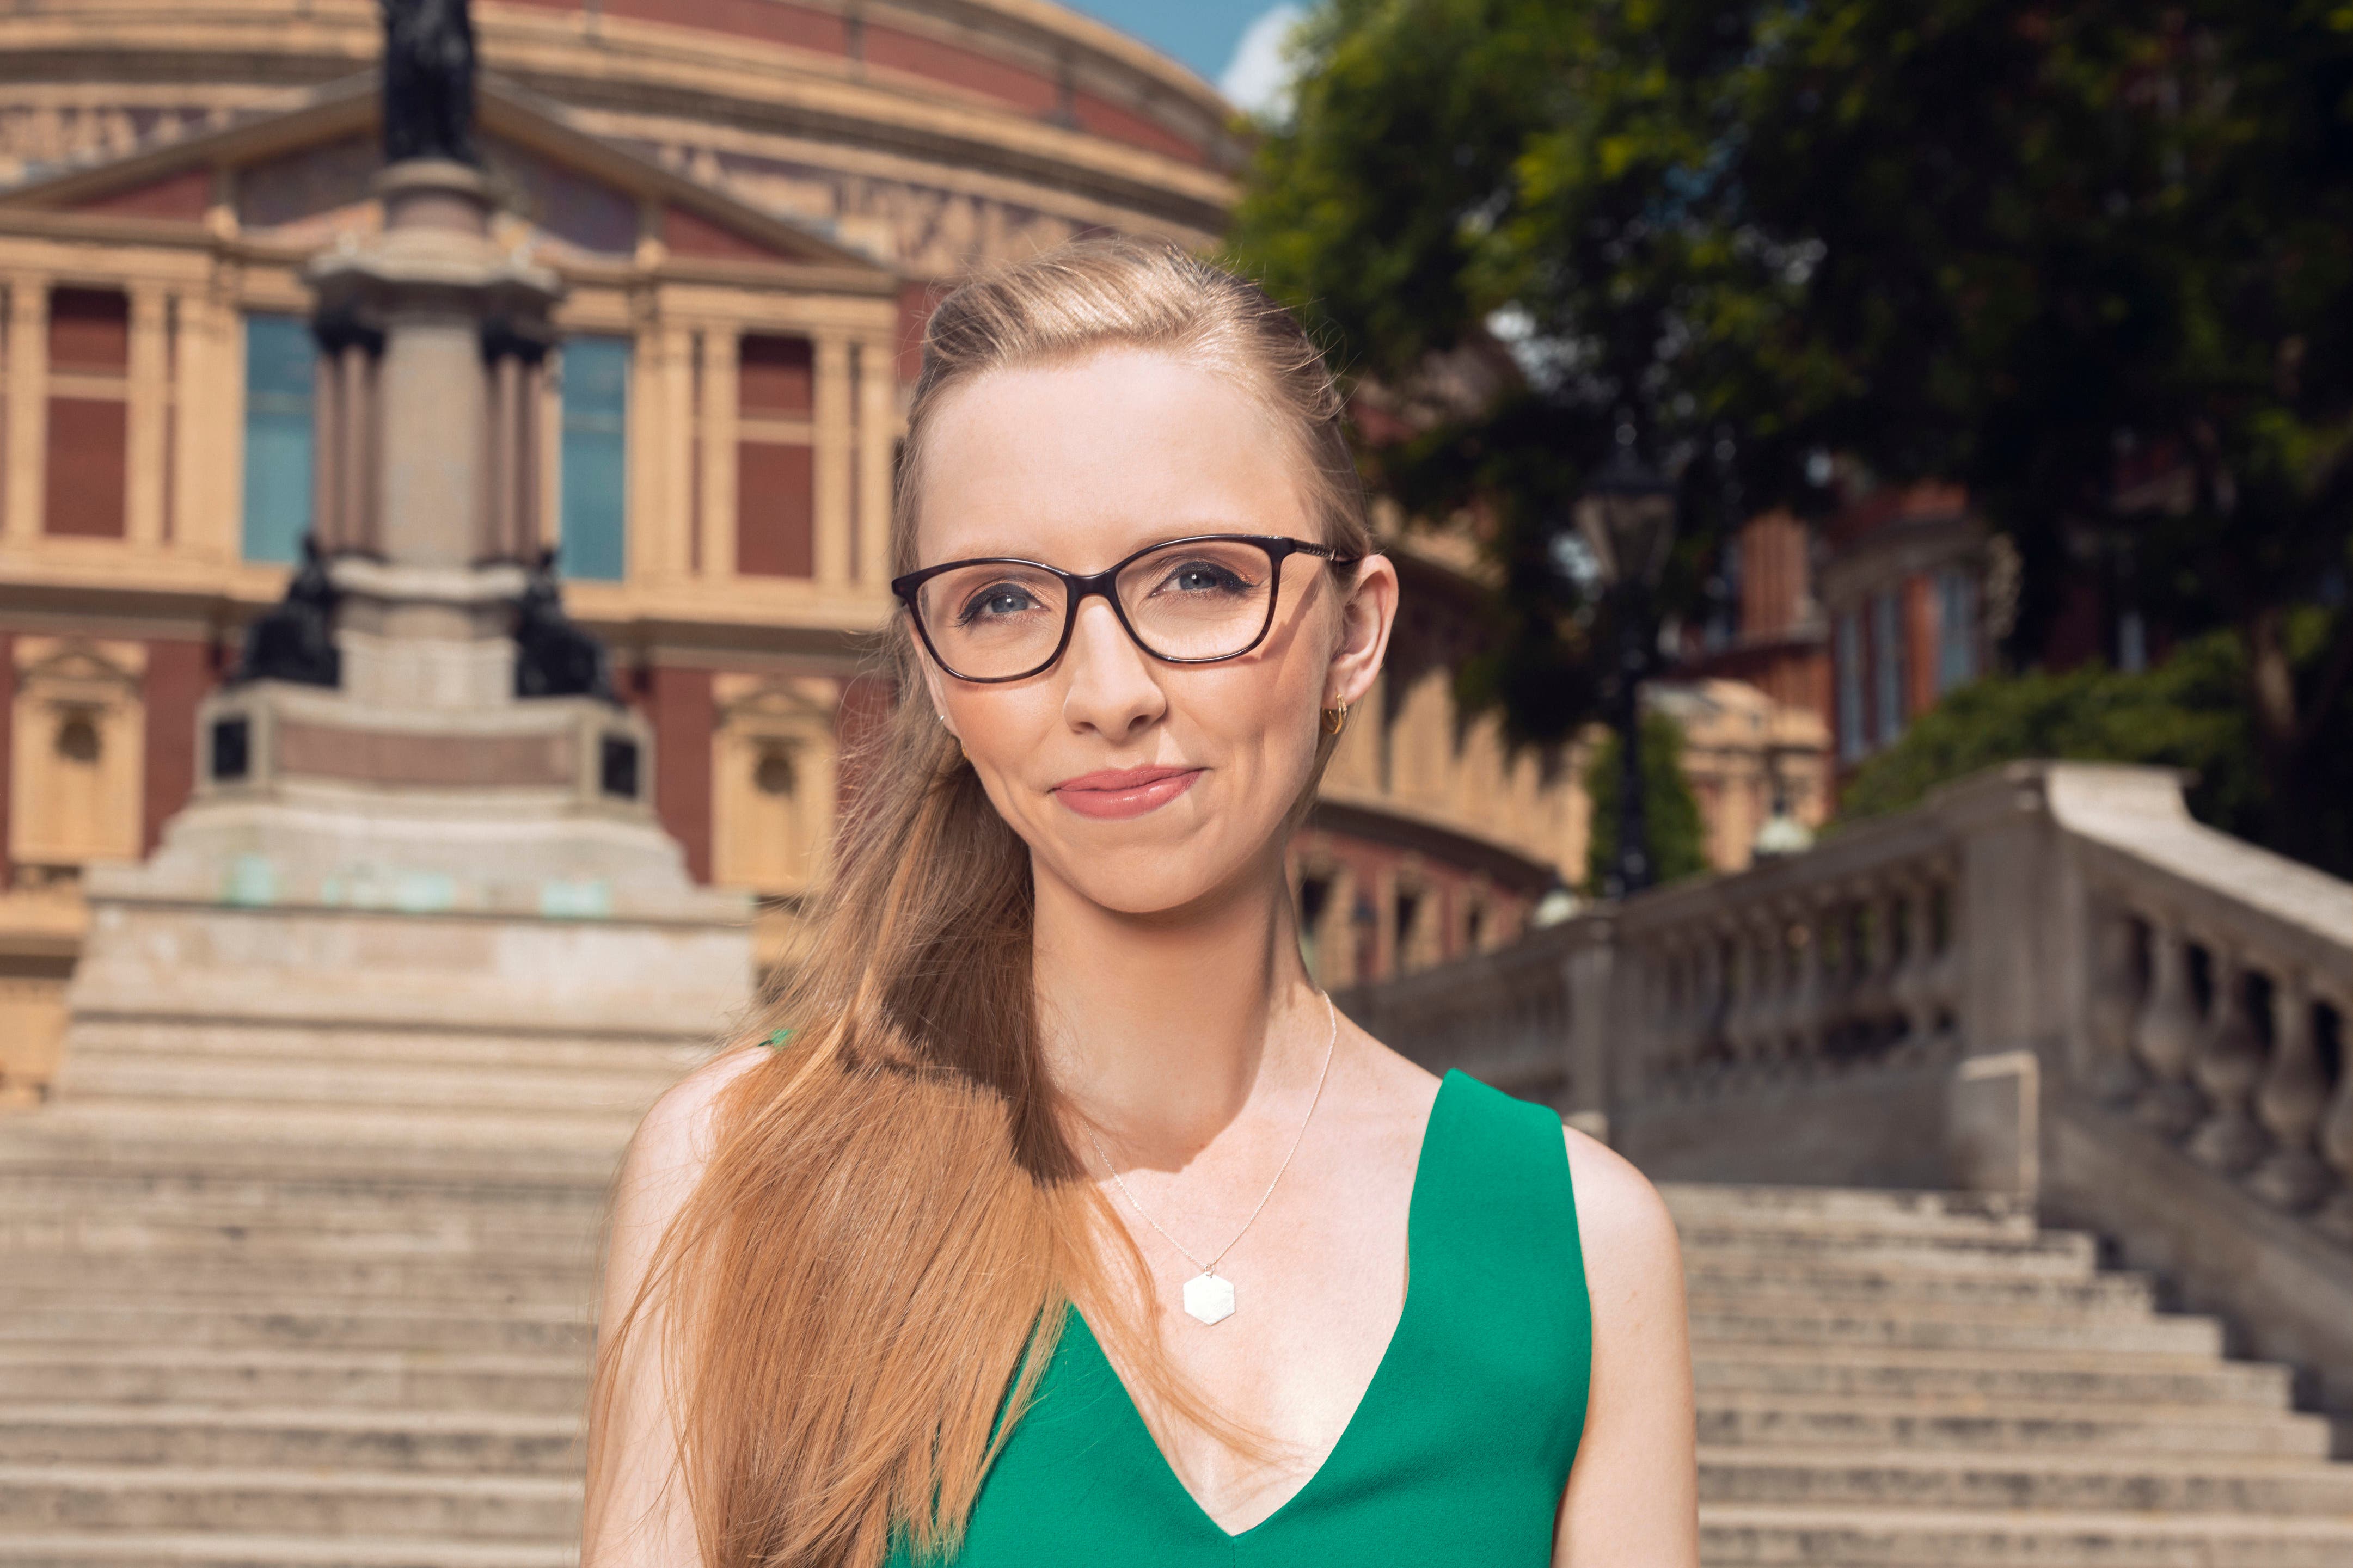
[343,342,378,555]
[376,310,487,570]
[312,335,345,554]
[857,336,896,586]
[813,331,853,587]
[5,277,46,543]
[125,285,170,549]
[657,323,696,578]
[700,327,738,579]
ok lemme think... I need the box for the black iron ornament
[231,534,342,689]
[380,0,479,167]
[513,548,618,703]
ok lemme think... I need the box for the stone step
[1662,1184,2039,1239]
[1690,1344,2296,1409]
[0,1169,611,1219]
[0,1535,573,1568]
[0,1105,639,1169]
[1683,1265,2158,1313]
[0,1214,604,1266]
[0,1349,587,1414]
[0,1406,581,1475]
[66,1021,713,1074]
[0,1254,602,1308]
[1675,1226,2099,1276]
[1698,1503,2353,1566]
[0,1464,580,1540]
[1688,1305,2223,1356]
[1698,1445,2353,1514]
[60,1059,678,1120]
[0,1303,593,1357]
[1696,1395,2337,1458]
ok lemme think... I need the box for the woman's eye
[956,583,1044,623]
[1154,559,1251,595]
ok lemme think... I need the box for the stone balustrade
[2058,775,2353,1240]
[1337,760,2353,1403]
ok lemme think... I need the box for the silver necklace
[1083,992,1340,1326]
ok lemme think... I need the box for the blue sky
[1063,2,1295,97]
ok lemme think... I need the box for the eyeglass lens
[914,538,1282,679]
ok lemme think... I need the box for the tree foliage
[1840,616,2352,872]
[1229,0,2353,871]
[1580,713,1710,896]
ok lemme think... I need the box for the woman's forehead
[912,348,1309,567]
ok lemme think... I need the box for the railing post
[2186,947,2270,1173]
[2247,973,2332,1210]
[1891,874,1937,1060]
[2085,905,2146,1105]
[2315,998,2353,1240]
[2131,914,2207,1136]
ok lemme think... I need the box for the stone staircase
[0,1040,2349,1565]
[1671,1186,2353,1565]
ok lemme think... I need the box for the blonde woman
[584,239,1698,1568]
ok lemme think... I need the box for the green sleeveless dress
[895,1068,1592,1566]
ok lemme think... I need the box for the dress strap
[1409,1071,1589,1318]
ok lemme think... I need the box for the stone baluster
[1745,915,1787,1072]
[2247,974,2332,1210]
[1675,940,1709,1087]
[1719,924,1758,1079]
[2131,914,2208,1137]
[1827,896,1864,1053]
[1646,943,1684,1093]
[2085,905,2146,1105]
[1927,866,1963,1055]
[1699,934,1730,1075]
[1787,900,1824,1066]
[1853,881,1901,1053]
[2314,994,2353,1240]
[2186,948,2271,1173]
[1890,874,1937,1060]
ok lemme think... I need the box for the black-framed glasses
[892,533,1361,684]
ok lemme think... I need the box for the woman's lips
[1050,766,1203,819]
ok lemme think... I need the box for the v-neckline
[1064,1069,1458,1544]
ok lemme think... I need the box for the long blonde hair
[585,238,1374,1568]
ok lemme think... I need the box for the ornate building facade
[0,0,1603,1103]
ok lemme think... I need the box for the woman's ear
[916,660,957,738]
[1326,553,1399,710]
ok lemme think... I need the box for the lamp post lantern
[1575,423,1677,897]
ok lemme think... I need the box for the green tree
[1840,618,2351,871]
[1229,0,2353,873]
[1580,714,1709,896]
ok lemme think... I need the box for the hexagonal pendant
[1182,1271,1236,1326]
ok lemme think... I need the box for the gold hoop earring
[1320,699,1350,736]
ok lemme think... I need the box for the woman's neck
[1032,848,1327,1169]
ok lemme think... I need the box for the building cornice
[0,6,1237,231]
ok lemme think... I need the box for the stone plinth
[55,147,756,1122]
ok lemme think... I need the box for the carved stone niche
[710,674,841,898]
[7,637,146,881]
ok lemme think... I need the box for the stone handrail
[1337,761,2353,1401]
[2048,767,2353,1239]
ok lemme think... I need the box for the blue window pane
[242,316,314,564]
[1936,570,1978,694]
[1872,591,1905,747]
[560,337,630,581]
[1835,612,1865,762]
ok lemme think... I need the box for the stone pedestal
[53,155,753,1136]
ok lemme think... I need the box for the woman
[584,239,1698,1568]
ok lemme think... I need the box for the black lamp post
[1575,423,1677,897]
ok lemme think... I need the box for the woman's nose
[1059,597,1166,740]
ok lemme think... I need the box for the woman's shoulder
[610,1043,773,1239]
[1562,1122,1684,1307]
